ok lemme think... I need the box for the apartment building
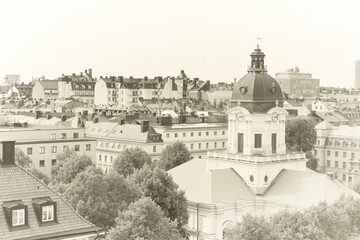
[32,79,59,101]
[0,126,96,176]
[315,120,360,185]
[85,119,227,172]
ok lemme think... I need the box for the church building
[168,45,359,240]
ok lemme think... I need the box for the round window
[264,175,268,183]
[250,175,254,182]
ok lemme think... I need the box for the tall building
[275,67,320,98]
[355,60,360,89]
[169,45,358,240]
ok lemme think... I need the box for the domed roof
[231,46,284,113]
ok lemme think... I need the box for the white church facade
[169,45,359,240]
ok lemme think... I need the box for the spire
[248,39,267,74]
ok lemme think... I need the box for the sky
[0,0,359,88]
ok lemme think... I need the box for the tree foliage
[112,147,152,177]
[305,151,318,171]
[158,142,191,170]
[106,197,182,240]
[15,147,50,184]
[128,165,189,236]
[64,166,141,229]
[224,214,278,240]
[285,119,316,152]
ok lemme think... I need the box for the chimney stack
[0,141,15,166]
[61,114,67,122]
[140,120,149,133]
[35,110,42,119]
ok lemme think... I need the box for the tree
[64,167,140,229]
[112,147,152,177]
[15,147,50,184]
[158,142,191,170]
[52,154,94,184]
[128,165,189,236]
[285,119,316,152]
[305,151,318,171]
[224,214,278,240]
[106,197,182,240]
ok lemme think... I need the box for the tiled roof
[0,165,102,239]
[39,80,59,90]
[71,81,95,91]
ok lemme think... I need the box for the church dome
[231,46,284,113]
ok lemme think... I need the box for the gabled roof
[39,80,59,90]
[168,158,254,204]
[315,120,333,130]
[0,165,102,239]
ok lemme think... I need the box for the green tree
[285,119,316,152]
[224,214,278,240]
[112,147,152,177]
[64,166,140,229]
[158,142,191,170]
[128,165,189,236]
[15,147,50,184]
[106,197,182,240]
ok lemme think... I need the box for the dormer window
[2,200,28,229]
[32,197,57,225]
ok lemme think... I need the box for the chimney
[35,110,42,119]
[140,120,149,133]
[82,110,88,117]
[234,78,236,84]
[0,141,15,166]
[61,114,67,121]
[118,119,125,125]
[93,117,99,123]
[160,116,172,126]
[88,68,92,78]
[134,112,139,119]
[46,114,51,120]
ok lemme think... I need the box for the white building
[169,46,358,240]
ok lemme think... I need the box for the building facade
[355,60,360,89]
[276,67,320,98]
[32,80,59,101]
[0,126,96,176]
[314,120,360,185]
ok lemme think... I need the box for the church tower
[206,45,307,195]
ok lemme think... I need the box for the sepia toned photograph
[0,0,360,239]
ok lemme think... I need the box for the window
[214,131,217,136]
[198,132,201,136]
[206,132,209,136]
[51,159,57,166]
[343,162,346,169]
[153,146,156,153]
[214,142,217,148]
[314,149,317,155]
[343,174,346,181]
[343,152,347,158]
[12,209,25,226]
[191,132,194,137]
[40,147,45,154]
[327,160,330,167]
[52,146,57,153]
[349,176,353,183]
[86,144,91,151]
[104,155,107,163]
[98,155,102,161]
[335,151,338,157]
[75,145,80,152]
[335,161,338,168]
[191,143,193,150]
[222,131,225,135]
[51,133,56,139]
[183,133,186,137]
[175,133,178,138]
[351,152,355,158]
[39,160,45,167]
[166,133,170,138]
[61,133,66,139]
[27,147,32,155]
[42,205,54,222]
[254,134,262,148]
[73,133,79,139]
[317,140,320,145]
[327,150,331,156]
[198,143,201,149]
[222,142,225,148]
[206,143,209,149]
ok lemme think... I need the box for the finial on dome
[256,37,262,49]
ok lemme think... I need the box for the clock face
[236,111,245,122]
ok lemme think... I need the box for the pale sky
[0,0,359,88]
